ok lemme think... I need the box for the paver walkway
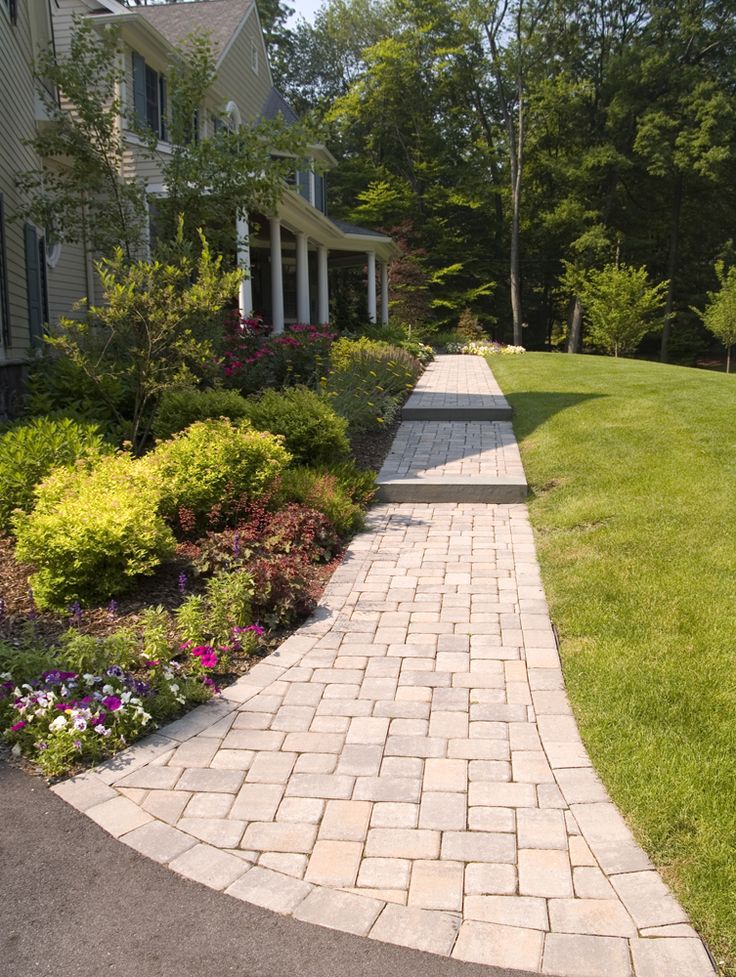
[52,356,715,977]
[402,356,512,419]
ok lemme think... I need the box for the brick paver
[52,355,714,976]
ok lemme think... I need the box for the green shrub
[151,418,290,526]
[344,323,434,364]
[456,307,487,341]
[175,570,254,647]
[432,329,465,348]
[397,338,434,364]
[25,354,126,432]
[276,466,366,536]
[152,387,250,441]
[13,453,176,610]
[324,460,378,508]
[325,338,422,432]
[0,416,111,531]
[242,386,349,465]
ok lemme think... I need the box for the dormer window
[132,51,167,141]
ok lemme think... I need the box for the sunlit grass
[490,352,736,973]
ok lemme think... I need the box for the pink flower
[10,721,26,731]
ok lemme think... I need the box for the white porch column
[270,217,285,334]
[236,211,252,318]
[380,260,389,325]
[308,164,316,207]
[296,231,310,323]
[367,250,377,323]
[317,245,329,324]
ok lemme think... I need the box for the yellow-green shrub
[0,416,111,531]
[13,454,175,610]
[325,338,422,431]
[276,466,366,536]
[151,418,290,524]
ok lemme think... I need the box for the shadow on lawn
[503,390,606,440]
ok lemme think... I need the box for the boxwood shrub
[242,386,349,465]
[152,387,250,441]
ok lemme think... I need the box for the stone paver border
[51,357,715,977]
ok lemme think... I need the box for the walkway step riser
[376,480,528,504]
[402,407,512,421]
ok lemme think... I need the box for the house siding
[0,0,88,385]
[0,0,42,363]
[216,10,273,123]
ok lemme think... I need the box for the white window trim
[225,100,242,129]
[46,241,61,269]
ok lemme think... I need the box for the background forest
[260,0,736,364]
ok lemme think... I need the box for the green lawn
[490,352,736,973]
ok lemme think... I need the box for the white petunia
[49,715,68,732]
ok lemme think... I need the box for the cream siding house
[0,0,396,415]
[0,0,89,415]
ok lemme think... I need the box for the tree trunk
[510,90,524,346]
[660,171,683,363]
[728,345,732,374]
[567,296,583,353]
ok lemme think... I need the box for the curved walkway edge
[50,357,715,977]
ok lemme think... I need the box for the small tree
[17,19,147,260]
[47,227,242,452]
[157,34,310,256]
[578,264,668,357]
[19,22,311,263]
[696,261,736,373]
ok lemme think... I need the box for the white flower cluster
[446,341,526,356]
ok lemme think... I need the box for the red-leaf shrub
[222,314,336,394]
[193,500,340,577]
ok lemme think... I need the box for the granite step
[375,419,528,503]
[402,354,512,420]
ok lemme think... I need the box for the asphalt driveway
[0,761,538,977]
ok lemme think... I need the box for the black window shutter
[8,0,18,25]
[38,235,49,325]
[132,52,146,126]
[159,75,167,140]
[0,195,9,347]
[145,64,159,136]
[25,223,45,348]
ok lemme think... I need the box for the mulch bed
[0,418,399,655]
[349,415,400,472]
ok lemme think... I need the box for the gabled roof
[136,0,254,61]
[261,87,299,126]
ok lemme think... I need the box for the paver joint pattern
[53,356,715,977]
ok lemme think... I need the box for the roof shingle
[137,0,253,60]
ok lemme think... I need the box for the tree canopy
[279,0,736,361]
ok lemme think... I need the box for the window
[296,169,310,202]
[0,196,9,348]
[24,223,48,349]
[3,0,18,26]
[315,174,326,214]
[132,51,167,141]
[251,41,259,74]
